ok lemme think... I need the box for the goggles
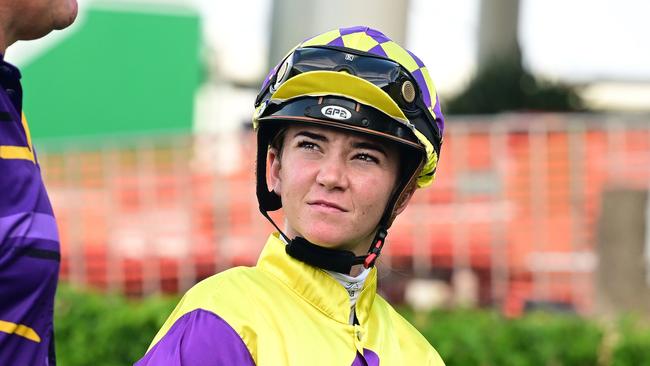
[256,46,441,153]
[259,46,418,109]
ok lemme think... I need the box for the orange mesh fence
[39,114,650,314]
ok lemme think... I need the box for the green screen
[20,7,202,140]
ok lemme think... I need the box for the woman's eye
[355,153,379,163]
[297,141,318,150]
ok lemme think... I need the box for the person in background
[136,26,446,365]
[0,0,78,364]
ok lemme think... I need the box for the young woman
[136,26,445,366]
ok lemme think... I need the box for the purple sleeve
[134,309,255,366]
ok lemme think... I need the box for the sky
[520,0,650,83]
[409,0,650,90]
[408,0,650,109]
[8,0,650,110]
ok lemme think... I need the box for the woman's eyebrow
[352,141,388,157]
[294,131,328,142]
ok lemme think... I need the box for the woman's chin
[289,221,370,253]
[302,232,358,253]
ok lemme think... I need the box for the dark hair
[269,128,288,156]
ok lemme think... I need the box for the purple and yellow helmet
[254,26,444,219]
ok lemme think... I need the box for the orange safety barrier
[39,114,650,315]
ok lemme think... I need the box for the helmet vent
[401,81,416,103]
[273,58,292,91]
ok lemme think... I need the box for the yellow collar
[256,233,377,325]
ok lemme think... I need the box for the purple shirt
[0,55,60,366]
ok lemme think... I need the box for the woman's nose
[315,155,349,190]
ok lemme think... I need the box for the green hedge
[55,285,179,366]
[402,309,604,366]
[611,316,650,366]
[54,286,650,365]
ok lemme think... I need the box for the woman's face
[268,125,401,255]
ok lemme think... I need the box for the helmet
[253,26,444,273]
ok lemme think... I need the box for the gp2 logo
[321,105,351,120]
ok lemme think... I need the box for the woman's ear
[387,185,416,228]
[394,185,416,216]
[268,147,282,195]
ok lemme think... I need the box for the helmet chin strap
[259,201,393,275]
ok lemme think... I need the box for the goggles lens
[264,46,418,110]
[288,47,406,88]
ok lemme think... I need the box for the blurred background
[7,0,650,364]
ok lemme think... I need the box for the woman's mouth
[308,200,348,212]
